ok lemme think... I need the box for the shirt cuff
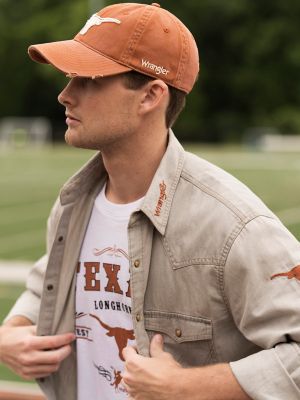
[230,347,300,399]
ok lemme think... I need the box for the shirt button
[58,236,64,242]
[136,313,141,322]
[47,284,54,291]
[134,259,140,268]
[175,329,182,338]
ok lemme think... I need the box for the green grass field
[0,143,299,262]
[0,145,94,260]
[0,142,299,382]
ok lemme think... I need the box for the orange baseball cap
[28,3,199,94]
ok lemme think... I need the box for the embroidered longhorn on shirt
[80,14,121,35]
[90,314,135,361]
[270,265,300,281]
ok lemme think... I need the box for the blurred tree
[1,0,300,141]
[157,0,300,140]
[0,0,87,139]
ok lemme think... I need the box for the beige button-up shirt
[6,131,300,399]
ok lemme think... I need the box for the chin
[64,130,98,150]
[64,130,82,148]
[64,130,74,146]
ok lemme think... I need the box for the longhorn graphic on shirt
[270,265,300,281]
[94,245,129,259]
[90,314,135,361]
[111,369,123,392]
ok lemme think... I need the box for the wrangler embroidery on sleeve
[270,265,300,281]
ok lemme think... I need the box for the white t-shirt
[76,184,144,399]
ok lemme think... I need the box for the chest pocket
[144,311,216,366]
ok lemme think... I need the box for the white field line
[0,261,31,284]
[0,380,43,395]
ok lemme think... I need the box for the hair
[122,70,186,128]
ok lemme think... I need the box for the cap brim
[28,39,132,78]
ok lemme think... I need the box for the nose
[58,79,77,107]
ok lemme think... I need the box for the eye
[71,77,92,87]
[71,76,102,89]
[82,77,101,87]
[80,77,91,86]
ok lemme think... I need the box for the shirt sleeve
[224,216,300,400]
[3,255,47,324]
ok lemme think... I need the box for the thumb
[150,334,164,358]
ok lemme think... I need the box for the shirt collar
[141,130,185,235]
[59,130,185,236]
[59,152,106,205]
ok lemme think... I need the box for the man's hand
[0,324,75,380]
[122,334,183,399]
[122,334,251,400]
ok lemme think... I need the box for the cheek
[120,95,139,120]
[84,91,138,134]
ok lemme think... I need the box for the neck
[102,126,168,204]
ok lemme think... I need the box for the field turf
[0,143,299,262]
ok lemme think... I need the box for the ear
[138,80,169,117]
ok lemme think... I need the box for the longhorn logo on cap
[80,14,121,35]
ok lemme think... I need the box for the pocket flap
[144,311,212,343]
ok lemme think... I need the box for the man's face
[58,74,140,150]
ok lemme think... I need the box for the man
[0,2,300,400]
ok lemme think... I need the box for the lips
[65,112,81,127]
[66,113,80,121]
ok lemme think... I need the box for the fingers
[42,343,73,364]
[34,332,76,351]
[0,325,75,380]
[149,334,164,358]
[121,378,129,392]
[121,377,136,399]
[17,362,63,380]
[23,343,73,366]
[122,345,138,361]
[16,343,73,380]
